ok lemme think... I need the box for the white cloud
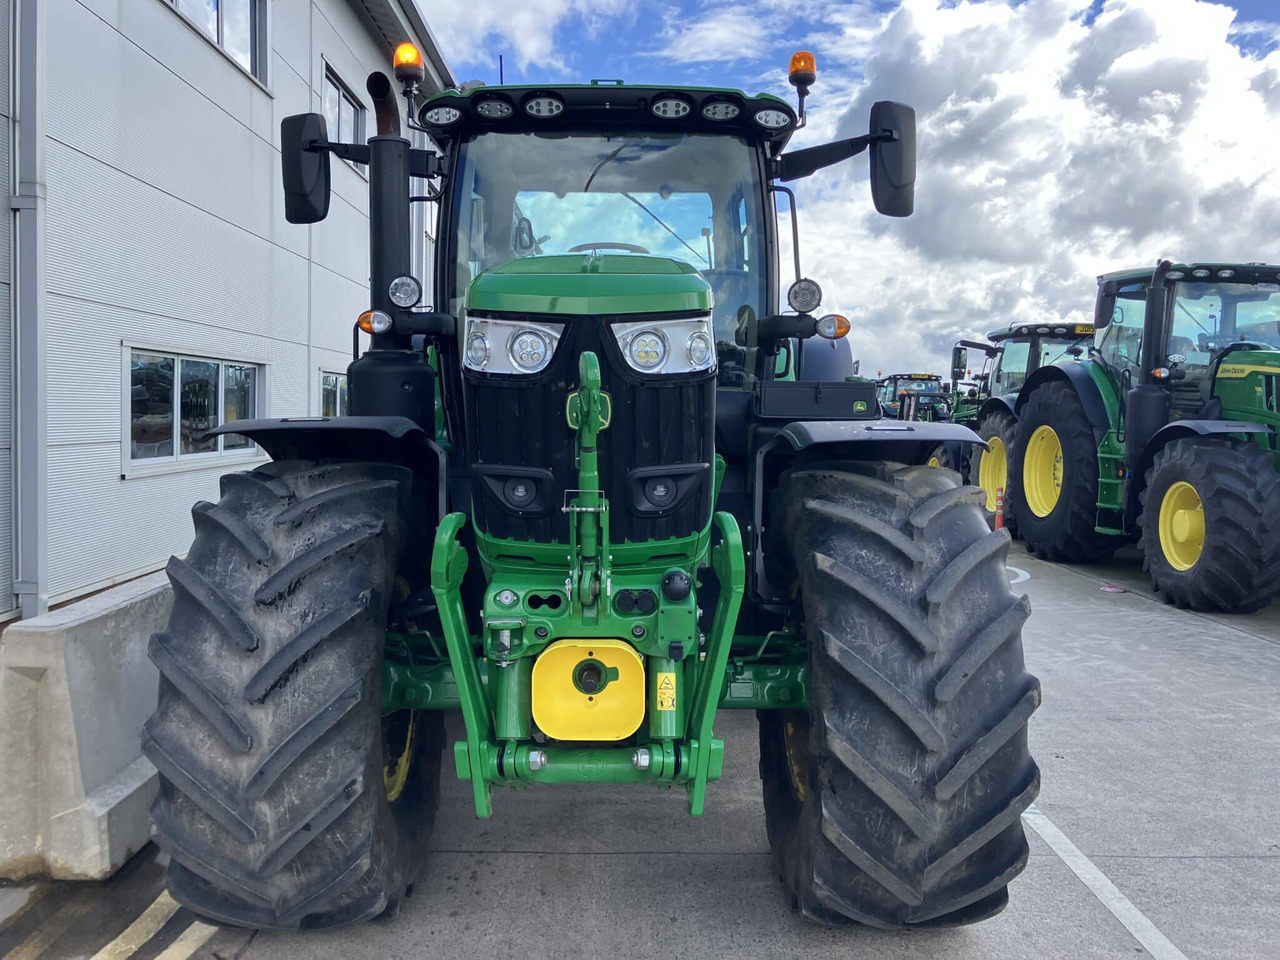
[422,0,632,73]
[778,0,1280,376]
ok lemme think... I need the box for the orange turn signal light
[1152,367,1170,380]
[816,313,850,340]
[789,51,816,88]
[358,310,393,335]
[394,42,426,83]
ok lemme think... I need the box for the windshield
[447,131,768,383]
[1170,281,1280,372]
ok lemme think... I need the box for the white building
[4,0,452,621]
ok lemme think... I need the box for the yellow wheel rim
[1024,425,1064,518]
[978,435,1008,513]
[783,716,808,803]
[928,455,941,468]
[383,711,417,802]
[1158,481,1205,571]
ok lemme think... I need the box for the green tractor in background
[141,47,1041,932]
[877,372,951,420]
[1012,261,1280,611]
[948,322,1095,528]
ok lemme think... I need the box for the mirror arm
[773,131,896,183]
[769,185,802,285]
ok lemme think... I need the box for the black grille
[463,313,716,544]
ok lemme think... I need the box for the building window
[321,373,349,417]
[129,350,261,463]
[166,0,266,80]
[323,69,366,169]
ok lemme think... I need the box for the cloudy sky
[418,0,1280,376]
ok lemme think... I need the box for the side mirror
[281,113,331,224]
[869,101,916,218]
[950,345,967,381]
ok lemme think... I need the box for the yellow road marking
[4,898,94,960]
[88,891,181,960]
[154,921,219,960]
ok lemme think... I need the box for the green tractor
[877,372,951,421]
[141,48,1041,931]
[1012,261,1280,611]
[949,322,1095,527]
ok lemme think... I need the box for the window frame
[320,370,350,418]
[159,0,271,87]
[323,66,369,175]
[122,343,268,479]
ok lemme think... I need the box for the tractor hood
[465,254,712,316]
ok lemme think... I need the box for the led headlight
[1191,268,1211,278]
[422,105,461,125]
[701,101,740,121]
[612,315,716,375]
[388,275,421,308]
[462,314,563,374]
[1217,268,1235,279]
[787,278,822,314]
[525,96,564,118]
[753,108,792,129]
[475,99,513,119]
[652,98,691,119]
[628,330,667,370]
[510,329,552,373]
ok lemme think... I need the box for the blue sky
[422,0,1280,373]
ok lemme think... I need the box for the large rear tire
[1139,439,1280,612]
[761,462,1040,928]
[144,460,443,930]
[1012,381,1119,561]
[972,410,1018,536]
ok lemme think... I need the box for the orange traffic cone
[994,486,1005,530]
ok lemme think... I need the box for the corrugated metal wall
[0,0,12,618]
[41,0,419,603]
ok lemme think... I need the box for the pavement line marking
[154,921,219,960]
[88,891,181,960]
[1023,804,1189,960]
[4,898,94,960]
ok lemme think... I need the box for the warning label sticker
[656,672,676,711]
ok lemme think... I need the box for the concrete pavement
[2,551,1276,960]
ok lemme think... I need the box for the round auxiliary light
[815,314,850,339]
[1165,270,1185,280]
[1191,268,1211,278]
[687,332,713,368]
[787,277,823,314]
[701,101,740,121]
[475,99,513,119]
[465,332,490,369]
[644,477,677,507]
[388,275,421,308]
[422,105,461,125]
[1217,268,1236,279]
[525,96,564,118]
[628,330,667,370]
[509,329,552,373]
[504,477,536,508]
[652,98,691,119]
[358,310,393,334]
[753,108,792,130]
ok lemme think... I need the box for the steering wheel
[567,242,651,254]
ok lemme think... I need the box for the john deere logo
[853,400,868,412]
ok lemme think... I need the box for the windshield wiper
[583,140,634,194]
[1175,299,1211,336]
[621,192,708,266]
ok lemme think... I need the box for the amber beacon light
[393,42,425,84]
[789,51,817,88]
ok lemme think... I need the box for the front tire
[972,410,1018,535]
[761,463,1040,928]
[144,460,443,930]
[1012,381,1119,561]
[1139,439,1280,612]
